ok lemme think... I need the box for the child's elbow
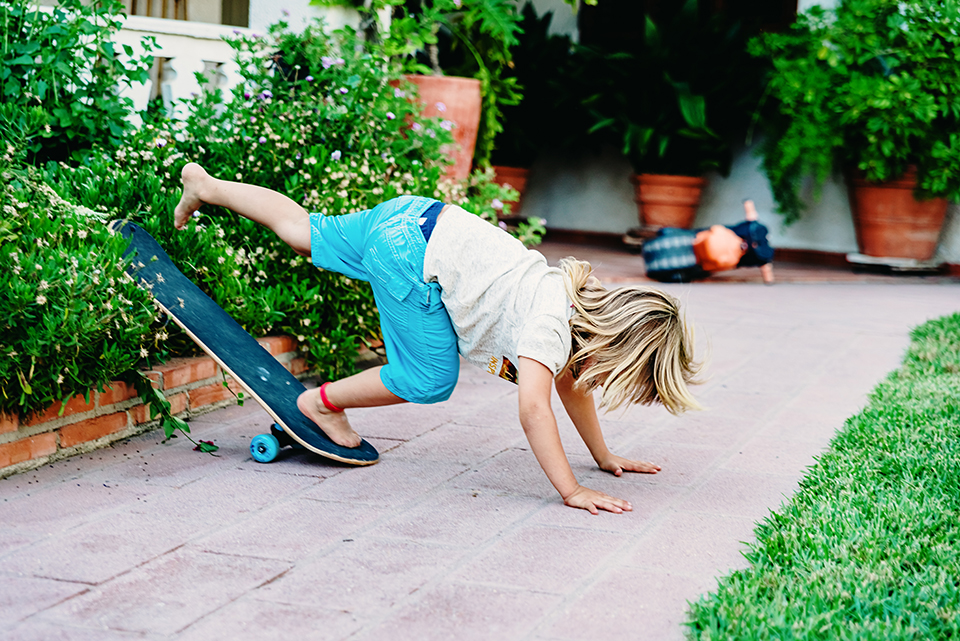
[518,400,552,433]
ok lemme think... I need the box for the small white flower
[36,294,47,305]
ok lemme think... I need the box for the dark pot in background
[631,173,707,229]
[491,165,530,216]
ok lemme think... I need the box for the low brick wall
[0,336,309,479]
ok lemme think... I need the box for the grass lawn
[687,313,960,640]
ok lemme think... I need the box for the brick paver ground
[2,244,958,640]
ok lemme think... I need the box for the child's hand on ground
[563,485,633,515]
[598,454,661,477]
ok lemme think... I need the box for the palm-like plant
[582,0,762,177]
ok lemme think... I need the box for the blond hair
[559,258,702,415]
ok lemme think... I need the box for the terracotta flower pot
[402,74,482,181]
[848,167,948,261]
[631,174,706,229]
[492,165,530,216]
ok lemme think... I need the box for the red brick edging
[0,336,308,479]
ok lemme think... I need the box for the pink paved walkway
[2,244,958,640]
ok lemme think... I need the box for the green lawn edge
[686,312,960,640]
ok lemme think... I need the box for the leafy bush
[686,313,960,639]
[0,0,152,163]
[0,164,157,419]
[750,0,960,224]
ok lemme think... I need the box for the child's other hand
[599,454,661,477]
[563,485,633,515]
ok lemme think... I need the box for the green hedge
[0,166,157,418]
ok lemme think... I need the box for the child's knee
[382,358,458,404]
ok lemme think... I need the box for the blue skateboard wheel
[250,433,281,463]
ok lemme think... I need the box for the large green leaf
[471,0,522,47]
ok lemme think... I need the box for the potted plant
[583,0,762,229]
[750,0,960,260]
[315,0,523,179]
[395,0,524,177]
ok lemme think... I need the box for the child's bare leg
[297,367,405,448]
[174,163,311,256]
[760,263,775,284]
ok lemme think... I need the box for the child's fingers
[601,455,661,476]
[590,492,632,514]
[566,487,632,514]
[621,459,661,474]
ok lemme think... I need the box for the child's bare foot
[174,163,210,230]
[296,387,363,448]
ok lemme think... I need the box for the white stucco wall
[526,0,579,40]
[188,0,221,25]
[248,0,363,34]
[521,147,637,234]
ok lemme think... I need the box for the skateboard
[110,220,379,466]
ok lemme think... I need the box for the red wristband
[319,382,344,413]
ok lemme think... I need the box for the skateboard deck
[111,220,379,466]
